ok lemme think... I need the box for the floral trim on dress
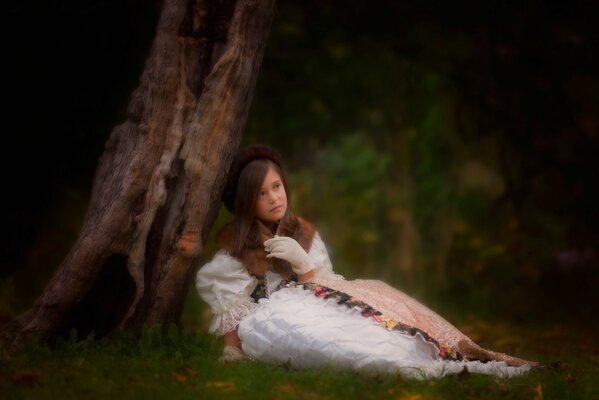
[280,280,463,362]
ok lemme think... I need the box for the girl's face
[254,166,287,223]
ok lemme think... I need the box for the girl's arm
[196,250,257,362]
[223,329,241,348]
[220,329,245,363]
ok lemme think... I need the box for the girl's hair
[232,158,294,255]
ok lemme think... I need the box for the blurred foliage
[289,135,392,277]
[1,0,598,329]
[242,0,599,321]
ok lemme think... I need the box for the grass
[1,320,597,400]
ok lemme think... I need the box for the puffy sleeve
[196,250,258,336]
[308,232,344,280]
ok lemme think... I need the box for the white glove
[218,346,246,363]
[264,236,315,275]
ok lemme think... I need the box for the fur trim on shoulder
[216,216,317,276]
[293,216,316,253]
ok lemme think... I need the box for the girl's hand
[264,236,315,275]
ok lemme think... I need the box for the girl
[196,144,536,379]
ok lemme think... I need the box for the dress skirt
[238,281,532,379]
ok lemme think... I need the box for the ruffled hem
[398,359,531,380]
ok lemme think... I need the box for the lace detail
[314,277,469,352]
[319,271,346,281]
[213,299,259,336]
[314,277,535,366]
[198,230,344,336]
[284,281,462,361]
[238,286,533,378]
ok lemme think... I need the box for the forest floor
[1,314,597,400]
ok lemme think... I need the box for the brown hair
[232,158,295,256]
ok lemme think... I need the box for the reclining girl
[196,145,537,379]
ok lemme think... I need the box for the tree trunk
[2,0,276,350]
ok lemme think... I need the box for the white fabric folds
[196,234,338,334]
[197,231,531,379]
[196,250,258,335]
[239,287,531,379]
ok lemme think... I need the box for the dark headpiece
[223,144,285,212]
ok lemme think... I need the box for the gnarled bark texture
[2,0,276,349]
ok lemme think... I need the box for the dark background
[2,0,598,331]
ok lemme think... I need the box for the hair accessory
[223,144,285,212]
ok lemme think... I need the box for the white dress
[196,233,532,379]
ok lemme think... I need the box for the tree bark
[2,0,276,349]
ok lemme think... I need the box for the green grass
[1,322,597,400]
